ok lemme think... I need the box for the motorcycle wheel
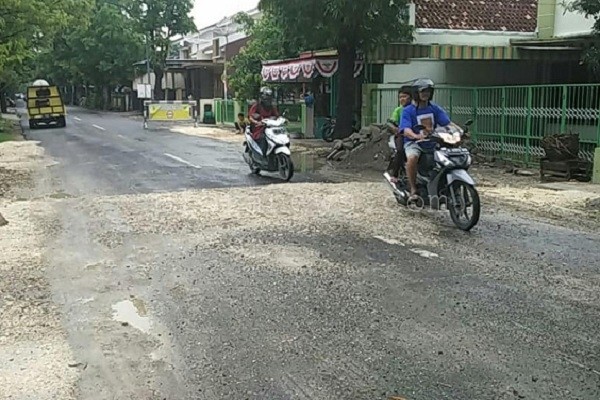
[244,145,261,174]
[277,154,294,181]
[448,181,480,231]
[321,121,335,142]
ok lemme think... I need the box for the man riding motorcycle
[248,87,280,155]
[386,85,413,183]
[399,78,455,202]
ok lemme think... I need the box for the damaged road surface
[2,107,599,399]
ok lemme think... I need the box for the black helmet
[399,85,412,96]
[412,78,435,101]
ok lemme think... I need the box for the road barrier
[143,100,199,129]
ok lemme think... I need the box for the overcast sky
[191,0,259,29]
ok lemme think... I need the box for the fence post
[369,88,377,126]
[472,88,478,145]
[596,107,600,147]
[526,86,533,164]
[501,87,506,159]
[378,89,383,124]
[449,89,453,119]
[560,85,567,133]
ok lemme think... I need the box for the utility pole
[145,33,153,100]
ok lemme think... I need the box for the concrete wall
[554,1,595,37]
[383,60,447,84]
[415,29,536,46]
[133,72,186,90]
[383,60,541,86]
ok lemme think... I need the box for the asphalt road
[19,107,600,400]
[23,107,319,195]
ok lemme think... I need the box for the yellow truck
[26,81,66,129]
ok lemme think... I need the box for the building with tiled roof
[413,0,538,32]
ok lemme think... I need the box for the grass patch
[0,118,18,142]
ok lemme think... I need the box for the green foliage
[1,0,196,105]
[228,10,303,101]
[563,0,600,77]
[564,0,600,31]
[129,0,197,98]
[0,0,92,84]
[259,0,413,52]
[258,0,413,137]
[35,0,145,89]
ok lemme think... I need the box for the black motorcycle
[384,120,481,231]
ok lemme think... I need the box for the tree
[563,0,600,76]
[31,0,145,109]
[259,0,413,138]
[0,0,92,111]
[129,0,197,100]
[71,0,145,108]
[228,11,303,101]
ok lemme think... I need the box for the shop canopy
[261,50,364,83]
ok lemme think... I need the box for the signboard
[137,83,152,99]
[142,100,199,129]
[147,102,193,121]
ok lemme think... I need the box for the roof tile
[414,0,538,32]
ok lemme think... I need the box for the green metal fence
[369,84,600,165]
[214,99,236,125]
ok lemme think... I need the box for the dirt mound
[0,167,31,197]
[326,124,393,170]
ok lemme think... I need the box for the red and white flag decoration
[261,55,364,82]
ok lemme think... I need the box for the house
[364,0,600,120]
[363,0,600,168]
[511,0,598,83]
[377,0,540,87]
[132,7,260,110]
[174,7,261,101]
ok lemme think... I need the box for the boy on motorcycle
[249,86,279,154]
[387,85,413,183]
[400,78,454,202]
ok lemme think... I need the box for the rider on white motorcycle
[400,78,458,202]
[248,87,280,155]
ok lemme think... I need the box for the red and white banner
[261,55,364,82]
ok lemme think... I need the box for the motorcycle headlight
[435,151,453,167]
[449,154,470,168]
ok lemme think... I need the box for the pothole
[111,297,150,333]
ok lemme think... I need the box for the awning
[261,52,364,82]
[368,43,431,64]
[429,44,519,60]
[509,34,593,61]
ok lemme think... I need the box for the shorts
[404,141,423,159]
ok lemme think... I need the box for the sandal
[408,193,420,203]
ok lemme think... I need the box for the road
[12,107,600,399]
[23,107,321,195]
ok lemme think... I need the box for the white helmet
[260,86,273,97]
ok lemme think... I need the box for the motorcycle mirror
[465,119,474,126]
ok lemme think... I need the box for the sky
[191,0,259,30]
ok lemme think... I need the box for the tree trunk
[0,87,7,114]
[332,44,357,139]
[154,68,164,100]
[104,85,113,110]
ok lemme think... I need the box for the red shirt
[248,103,279,139]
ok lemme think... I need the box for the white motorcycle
[243,116,294,181]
